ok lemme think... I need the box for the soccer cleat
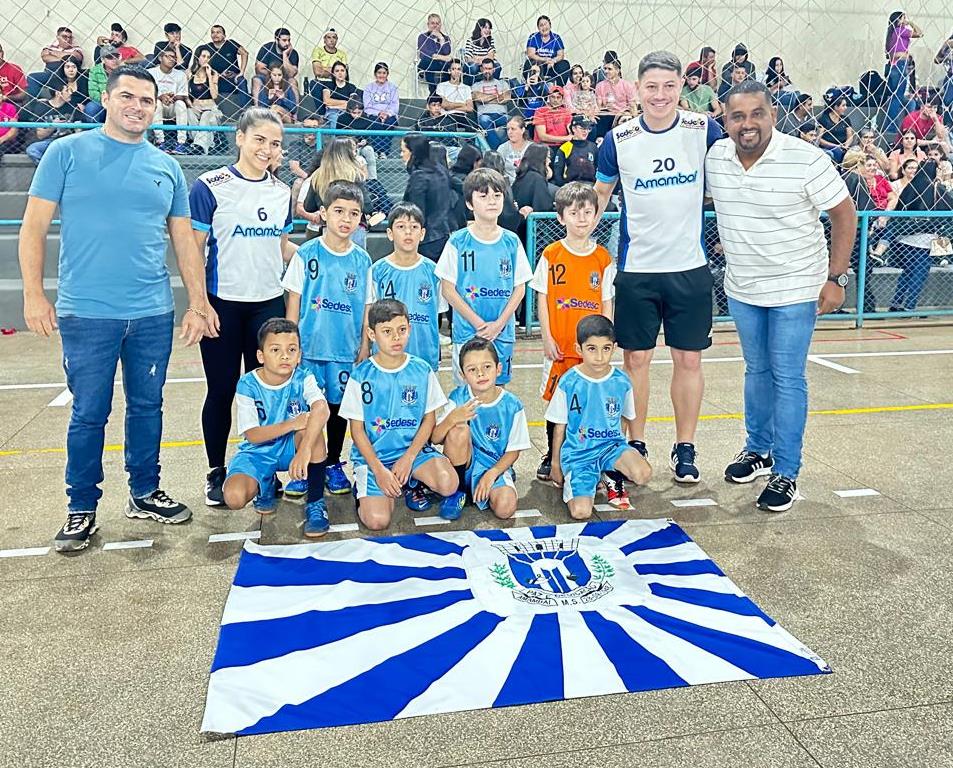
[54,512,98,553]
[604,472,631,510]
[325,462,351,495]
[283,478,308,498]
[439,491,466,521]
[253,475,277,514]
[724,450,775,484]
[205,466,226,507]
[757,474,799,512]
[404,480,432,512]
[669,442,700,484]
[536,454,552,482]
[303,499,330,538]
[126,490,192,524]
[628,439,649,459]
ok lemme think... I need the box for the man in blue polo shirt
[18,65,218,553]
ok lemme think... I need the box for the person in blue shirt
[523,15,571,86]
[546,315,653,520]
[18,65,217,553]
[436,168,533,386]
[433,337,531,519]
[339,299,461,530]
[282,180,373,496]
[224,318,331,537]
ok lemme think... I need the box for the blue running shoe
[439,491,466,521]
[283,478,308,498]
[670,442,700,484]
[254,474,277,513]
[404,480,432,512]
[304,499,330,537]
[326,462,351,495]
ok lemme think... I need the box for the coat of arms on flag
[201,520,829,736]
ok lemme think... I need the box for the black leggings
[200,293,286,468]
[326,403,347,466]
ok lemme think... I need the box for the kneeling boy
[223,318,332,538]
[433,338,531,519]
[546,315,652,519]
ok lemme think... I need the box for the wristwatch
[827,273,849,288]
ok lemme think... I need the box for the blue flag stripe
[471,529,512,541]
[531,525,557,540]
[579,520,627,539]
[635,559,724,577]
[628,606,824,678]
[211,589,474,672]
[237,611,504,733]
[234,550,466,587]
[648,584,776,624]
[365,534,466,557]
[493,613,563,707]
[620,525,691,555]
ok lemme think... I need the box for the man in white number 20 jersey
[594,50,722,484]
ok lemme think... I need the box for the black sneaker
[54,512,98,553]
[757,474,799,512]
[126,490,192,524]
[536,454,552,482]
[669,442,700,484]
[628,439,649,459]
[205,467,226,507]
[724,450,774,484]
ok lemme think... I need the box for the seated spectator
[95,24,144,64]
[524,15,571,86]
[153,23,192,70]
[288,117,322,183]
[27,27,84,98]
[513,142,555,219]
[0,43,28,103]
[363,62,399,154]
[258,63,298,123]
[719,44,754,99]
[416,93,458,133]
[765,56,794,108]
[591,50,618,85]
[533,86,572,148]
[552,114,598,185]
[436,59,478,130]
[841,150,885,311]
[797,120,821,147]
[777,92,813,135]
[26,90,78,163]
[322,61,357,128]
[471,59,510,149]
[188,49,223,154]
[32,60,89,121]
[338,99,379,177]
[196,25,250,110]
[680,63,721,117]
[254,28,299,102]
[570,72,598,122]
[888,128,927,178]
[498,116,531,182]
[463,18,502,85]
[417,13,453,93]
[594,57,637,138]
[725,63,750,94]
[900,98,944,145]
[310,27,347,109]
[304,137,375,249]
[0,86,20,159]
[83,45,122,121]
[563,65,585,109]
[479,150,523,232]
[148,47,190,152]
[858,127,891,174]
[513,65,549,125]
[818,95,854,162]
[686,46,718,91]
[401,133,453,261]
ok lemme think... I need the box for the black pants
[200,293,286,468]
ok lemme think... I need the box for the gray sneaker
[54,512,98,553]
[126,490,192,524]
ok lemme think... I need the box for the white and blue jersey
[596,112,722,274]
[189,165,293,300]
[281,238,374,363]
[234,366,325,452]
[371,256,447,371]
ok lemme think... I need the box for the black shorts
[614,265,713,351]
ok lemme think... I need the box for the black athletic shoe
[669,442,700,484]
[724,450,775,484]
[126,490,192,524]
[54,512,98,553]
[757,474,799,512]
[536,454,552,482]
[205,467,226,507]
[628,440,649,459]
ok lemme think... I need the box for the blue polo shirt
[29,128,190,319]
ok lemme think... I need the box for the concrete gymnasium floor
[2,321,953,768]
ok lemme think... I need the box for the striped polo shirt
[705,130,849,307]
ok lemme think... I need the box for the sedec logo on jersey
[370,416,419,435]
[310,296,353,314]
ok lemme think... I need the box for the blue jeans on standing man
[728,297,817,480]
[59,312,174,512]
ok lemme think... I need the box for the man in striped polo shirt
[706,80,857,512]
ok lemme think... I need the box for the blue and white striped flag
[202,520,829,735]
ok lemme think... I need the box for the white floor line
[47,388,72,407]
[414,516,452,526]
[807,355,860,374]
[834,488,881,498]
[512,509,542,519]
[593,504,615,513]
[329,523,360,533]
[208,530,261,543]
[0,546,50,558]
[670,498,719,508]
[102,539,154,551]
[823,349,953,359]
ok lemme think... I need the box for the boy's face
[575,335,615,373]
[256,332,300,376]
[467,187,504,221]
[322,198,362,239]
[558,201,597,238]
[461,350,501,393]
[387,215,425,252]
[369,315,410,357]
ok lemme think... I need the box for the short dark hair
[794,92,812,108]
[164,22,181,34]
[554,182,598,216]
[106,65,159,97]
[346,98,363,111]
[368,299,408,329]
[481,57,495,67]
[257,317,299,349]
[211,24,226,33]
[798,120,818,134]
[56,27,72,36]
[323,179,365,209]
[576,314,615,345]
[387,202,425,228]
[463,167,507,204]
[724,79,772,110]
[536,15,551,26]
[459,336,499,369]
[275,27,291,38]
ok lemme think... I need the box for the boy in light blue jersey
[433,338,531,519]
[371,202,447,372]
[339,299,462,530]
[436,168,533,385]
[223,318,332,537]
[546,315,653,519]
[283,180,373,496]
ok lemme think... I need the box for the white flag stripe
[203,599,483,734]
[243,538,460,568]
[557,612,628,698]
[221,577,471,626]
[642,573,743,594]
[600,518,672,549]
[440,522,590,548]
[623,541,710,565]
[600,605,754,685]
[396,614,534,719]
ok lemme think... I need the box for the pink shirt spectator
[43,40,84,67]
[595,78,637,114]
[363,80,399,117]
[887,26,911,56]
[0,100,18,138]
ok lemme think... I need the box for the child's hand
[391,454,414,485]
[480,318,506,342]
[474,470,497,503]
[374,466,402,497]
[291,411,310,431]
[543,334,563,361]
[550,461,564,487]
[289,448,311,480]
[451,398,480,426]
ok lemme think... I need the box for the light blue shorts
[562,440,631,502]
[226,434,298,491]
[353,445,444,499]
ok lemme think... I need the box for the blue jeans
[26,69,61,97]
[366,115,398,153]
[59,312,174,512]
[83,102,106,122]
[885,60,910,136]
[478,112,508,149]
[218,76,251,110]
[728,297,817,480]
[26,138,54,164]
[890,243,932,310]
[324,107,342,129]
